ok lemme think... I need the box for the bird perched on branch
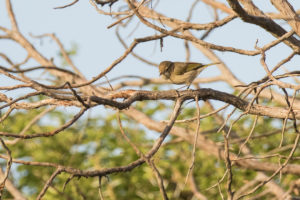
[158,61,220,88]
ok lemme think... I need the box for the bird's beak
[159,69,163,75]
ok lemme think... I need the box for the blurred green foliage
[0,97,299,199]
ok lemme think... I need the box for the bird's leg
[177,85,187,90]
[174,89,180,98]
[186,83,194,90]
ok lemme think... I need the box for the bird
[158,61,220,88]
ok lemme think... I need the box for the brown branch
[238,115,258,156]
[91,89,300,120]
[54,0,79,9]
[98,176,104,200]
[0,83,31,91]
[270,0,300,36]
[237,132,300,199]
[69,33,168,88]
[226,0,300,53]
[236,90,299,199]
[0,108,87,139]
[185,96,201,185]
[0,138,12,199]
[89,0,130,16]
[0,169,27,200]
[30,33,83,77]
[202,0,235,15]
[131,1,300,109]
[5,106,56,145]
[0,99,182,182]
[222,129,234,200]
[126,1,259,56]
[115,26,158,67]
[95,0,119,6]
[117,111,169,199]
[0,64,79,76]
[123,108,300,175]
[0,91,44,110]
[0,98,79,111]
[36,167,64,200]
[164,103,229,123]
[259,49,300,90]
[188,174,208,200]
[6,0,19,31]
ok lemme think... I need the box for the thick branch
[270,0,300,36]
[226,0,300,52]
[90,89,300,120]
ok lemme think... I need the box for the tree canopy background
[1,0,300,199]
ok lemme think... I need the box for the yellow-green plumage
[159,61,219,86]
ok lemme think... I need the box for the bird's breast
[170,71,198,84]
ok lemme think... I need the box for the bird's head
[158,61,172,77]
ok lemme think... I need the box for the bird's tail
[203,62,221,68]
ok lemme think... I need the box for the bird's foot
[174,89,180,98]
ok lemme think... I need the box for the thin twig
[222,130,233,200]
[54,0,79,9]
[238,115,258,156]
[37,167,64,200]
[98,176,105,200]
[0,138,12,198]
[236,90,299,199]
[185,96,201,185]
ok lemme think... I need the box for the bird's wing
[173,62,204,75]
[186,63,205,72]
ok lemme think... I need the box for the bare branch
[5,0,19,31]
[226,0,300,52]
[0,138,12,199]
[36,167,64,200]
[54,0,79,9]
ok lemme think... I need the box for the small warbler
[158,61,219,88]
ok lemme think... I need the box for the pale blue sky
[1,0,300,92]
